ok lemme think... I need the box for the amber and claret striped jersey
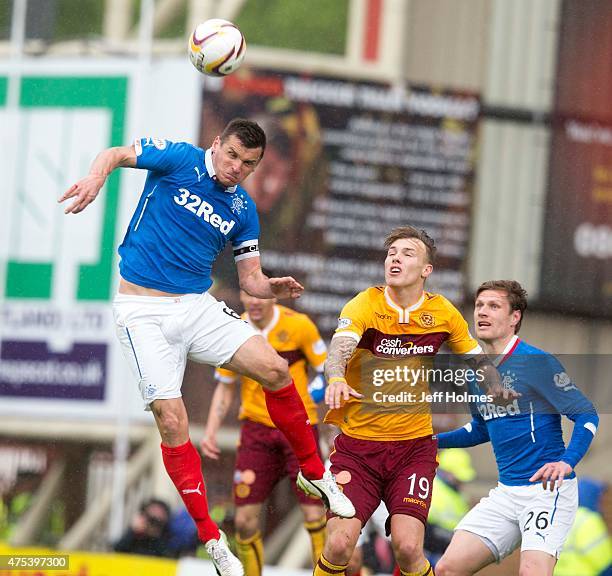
[215,305,327,427]
[325,286,481,441]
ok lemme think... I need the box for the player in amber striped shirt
[202,289,328,576]
[309,226,506,576]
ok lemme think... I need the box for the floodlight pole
[107,0,156,545]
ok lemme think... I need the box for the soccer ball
[188,19,246,77]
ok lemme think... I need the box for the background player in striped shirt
[202,288,328,576]
[435,280,599,576]
[59,119,353,576]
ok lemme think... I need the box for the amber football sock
[236,531,264,576]
[314,553,348,575]
[400,559,433,576]
[304,517,327,566]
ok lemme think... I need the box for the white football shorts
[113,291,257,409]
[456,479,578,561]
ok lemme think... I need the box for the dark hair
[220,118,266,156]
[384,226,437,265]
[476,280,528,333]
[141,498,171,521]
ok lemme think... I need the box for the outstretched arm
[59,145,137,214]
[436,416,490,449]
[236,256,304,299]
[324,335,363,410]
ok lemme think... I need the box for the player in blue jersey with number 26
[435,280,599,576]
[59,119,354,576]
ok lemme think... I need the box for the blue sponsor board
[0,341,107,400]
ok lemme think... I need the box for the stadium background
[0,0,610,574]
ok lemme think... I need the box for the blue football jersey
[118,138,260,293]
[438,337,598,485]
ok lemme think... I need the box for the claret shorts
[233,419,324,506]
[329,433,438,528]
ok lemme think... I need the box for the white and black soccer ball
[188,18,246,77]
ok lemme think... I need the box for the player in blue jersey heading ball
[59,119,354,576]
[435,280,599,576]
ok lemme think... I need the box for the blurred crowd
[0,470,64,545]
[111,497,233,560]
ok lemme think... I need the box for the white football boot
[297,470,356,518]
[205,531,244,576]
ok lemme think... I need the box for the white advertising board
[0,58,201,422]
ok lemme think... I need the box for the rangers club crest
[501,371,517,393]
[231,195,246,215]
